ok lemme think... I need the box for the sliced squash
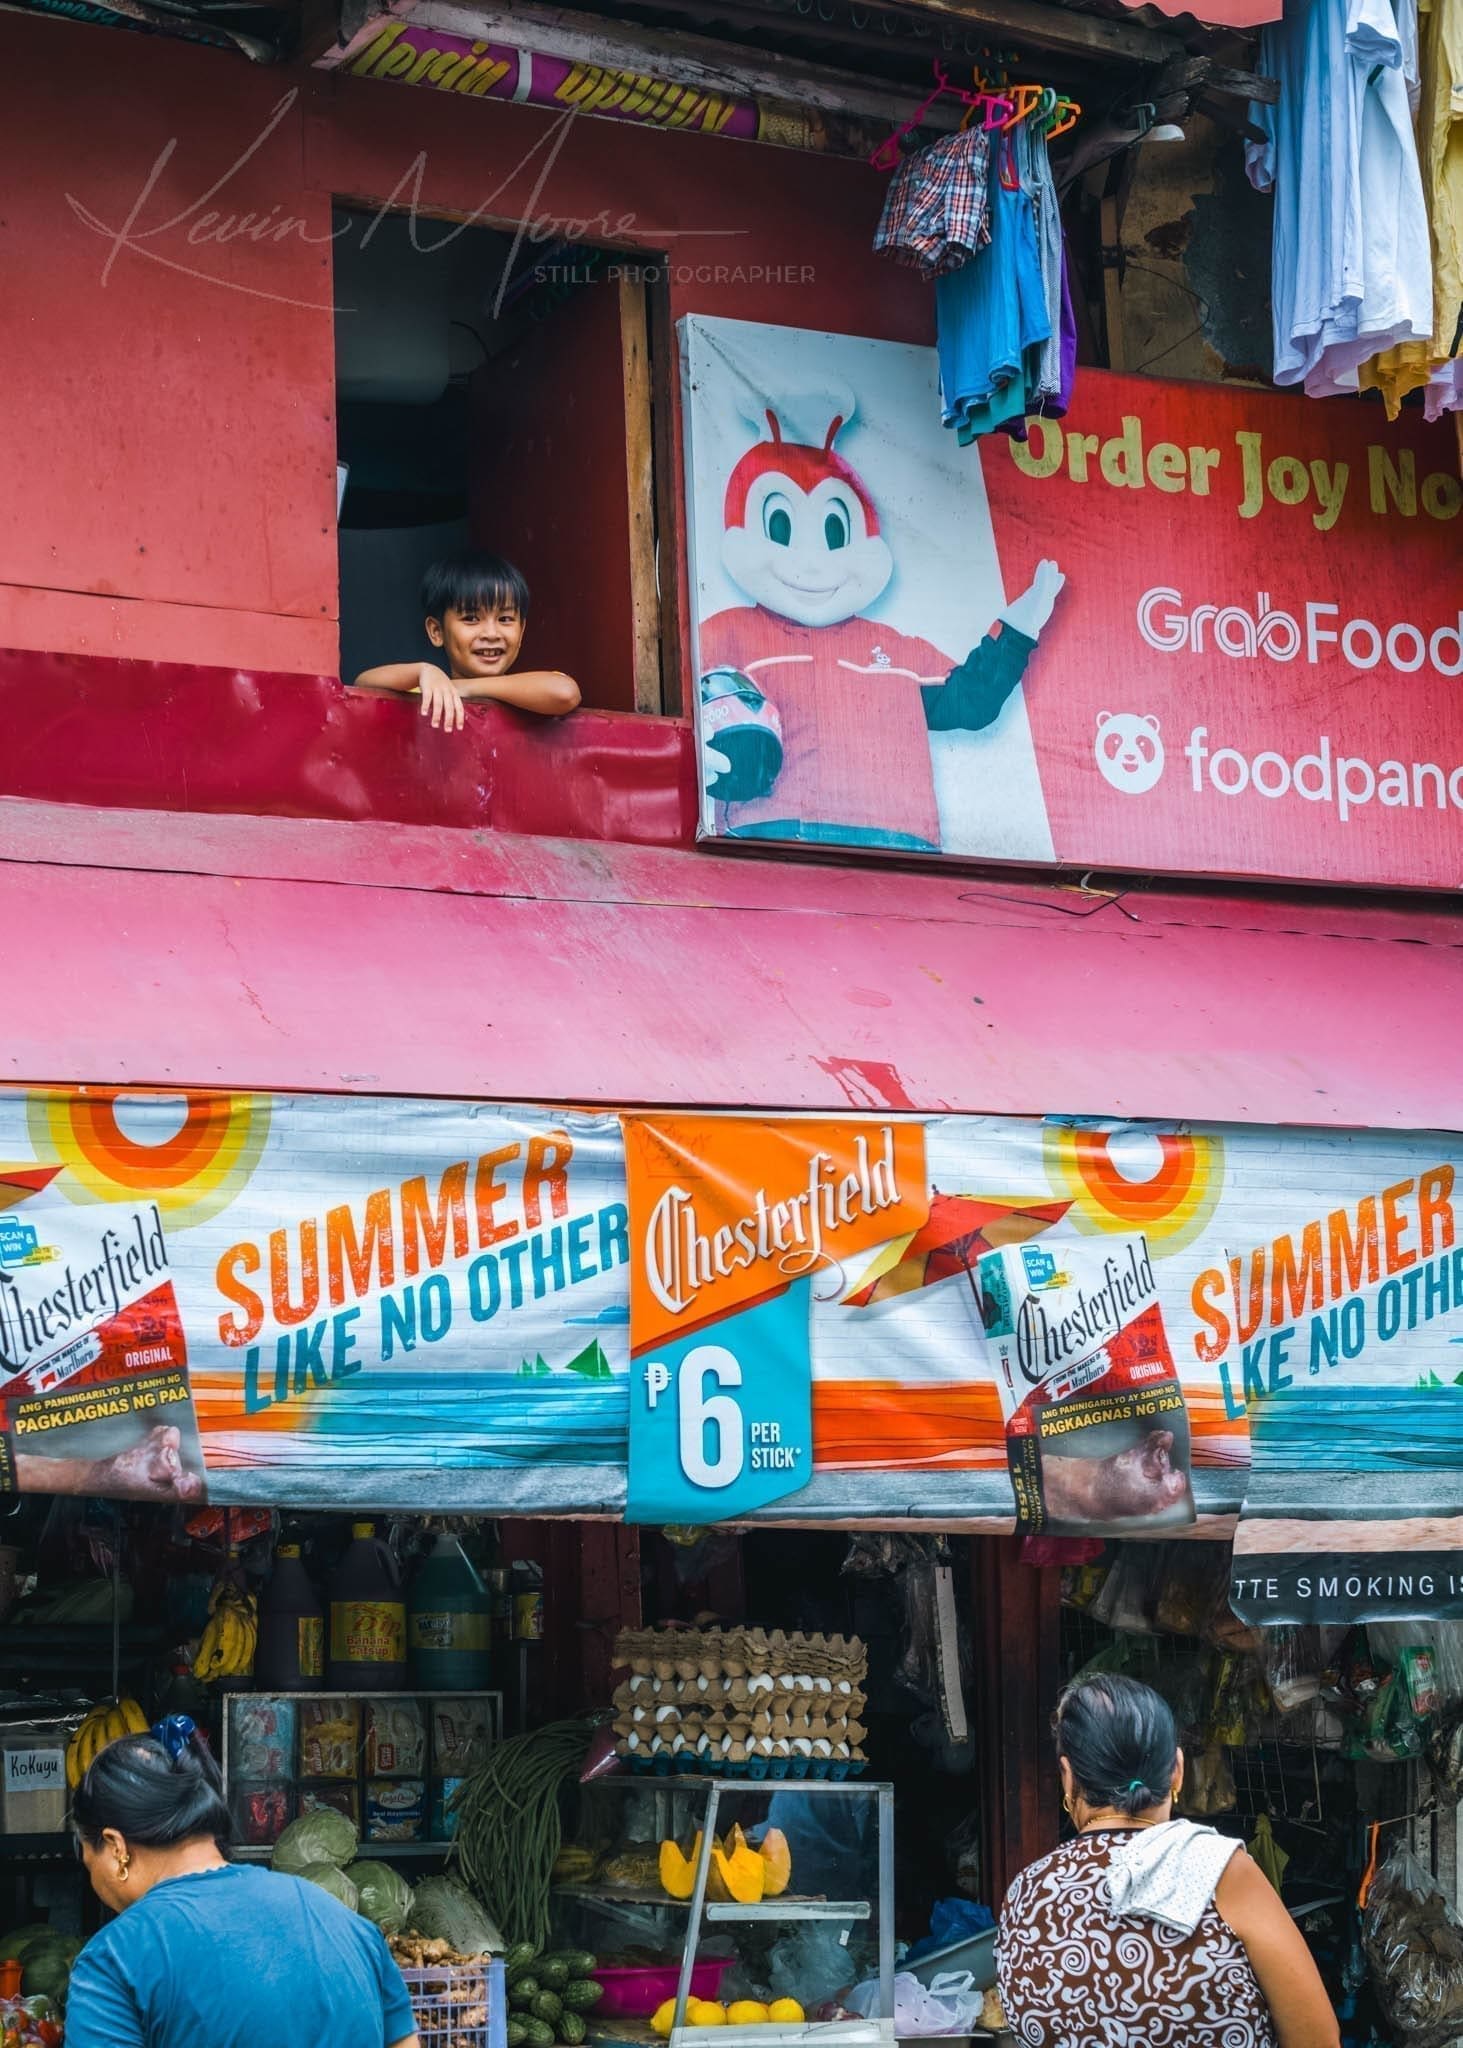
[710,1823,765,1905]
[659,1832,703,1900]
[758,1827,791,1898]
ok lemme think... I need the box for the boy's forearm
[455,670,581,716]
[354,663,423,693]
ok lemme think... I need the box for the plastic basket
[401,1956,507,2048]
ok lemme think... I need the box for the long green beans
[449,1720,592,1950]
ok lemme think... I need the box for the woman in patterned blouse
[996,1674,1338,2048]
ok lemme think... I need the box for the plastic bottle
[408,1532,492,1689]
[257,1543,325,1689]
[327,1523,407,1690]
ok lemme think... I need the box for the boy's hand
[417,663,465,733]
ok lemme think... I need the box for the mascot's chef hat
[722,410,881,535]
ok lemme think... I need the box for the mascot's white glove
[702,737,734,793]
[998,558,1065,641]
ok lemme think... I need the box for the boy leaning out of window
[355,553,581,731]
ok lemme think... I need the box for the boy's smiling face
[427,599,526,680]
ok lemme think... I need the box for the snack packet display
[300,1700,361,1779]
[431,1697,495,1776]
[300,1782,361,1825]
[430,1778,465,1840]
[365,1699,426,1777]
[365,1777,426,1842]
[975,1233,1196,1538]
[228,1697,297,1781]
[231,1781,293,1845]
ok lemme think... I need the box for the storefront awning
[1,798,1459,1130]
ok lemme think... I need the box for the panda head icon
[1094,711,1164,795]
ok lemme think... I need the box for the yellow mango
[651,2000,677,2037]
[726,2002,770,2026]
[767,2000,805,2025]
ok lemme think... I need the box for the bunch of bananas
[193,1581,258,1683]
[66,1697,149,1788]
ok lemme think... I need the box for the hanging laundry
[873,128,991,281]
[1247,0,1434,398]
[1022,120,1066,408]
[992,124,1077,443]
[937,134,1051,441]
[1358,0,1463,418]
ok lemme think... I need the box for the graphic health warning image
[976,1233,1195,1538]
[0,1170,205,1502]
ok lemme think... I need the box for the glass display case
[221,1690,502,1853]
[551,1776,893,2048]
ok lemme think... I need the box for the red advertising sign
[683,323,1462,890]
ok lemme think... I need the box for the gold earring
[114,1852,131,1882]
[1061,1793,1074,1819]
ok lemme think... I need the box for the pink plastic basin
[593,1961,732,2018]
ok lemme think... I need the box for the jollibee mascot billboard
[681,316,1064,860]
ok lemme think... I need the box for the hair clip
[152,1714,196,1761]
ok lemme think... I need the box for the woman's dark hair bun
[1054,1672,1177,1819]
[72,1729,232,1851]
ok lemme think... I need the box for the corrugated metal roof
[1073,0,1270,34]
[1064,0,1268,47]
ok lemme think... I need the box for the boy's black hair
[422,552,531,623]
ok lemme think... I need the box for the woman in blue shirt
[67,1723,419,2048]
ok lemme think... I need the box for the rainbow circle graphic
[1042,1122,1224,1253]
[26,1089,270,1230]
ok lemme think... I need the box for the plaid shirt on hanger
[873,127,992,281]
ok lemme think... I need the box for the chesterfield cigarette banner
[0,1090,630,1505]
[1,1091,1460,1547]
[976,1233,1196,1539]
[621,1117,928,1522]
[682,320,1461,889]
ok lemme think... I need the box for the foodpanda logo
[1094,711,1164,795]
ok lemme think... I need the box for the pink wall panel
[1,800,1458,1129]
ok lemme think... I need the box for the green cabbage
[297,1862,360,1912]
[273,1809,360,1874]
[346,1861,415,1934]
[408,1877,503,1955]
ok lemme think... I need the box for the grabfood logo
[1094,711,1164,795]
[1118,585,1463,827]
[1137,586,1463,676]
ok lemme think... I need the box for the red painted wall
[471,274,637,713]
[0,13,929,684]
